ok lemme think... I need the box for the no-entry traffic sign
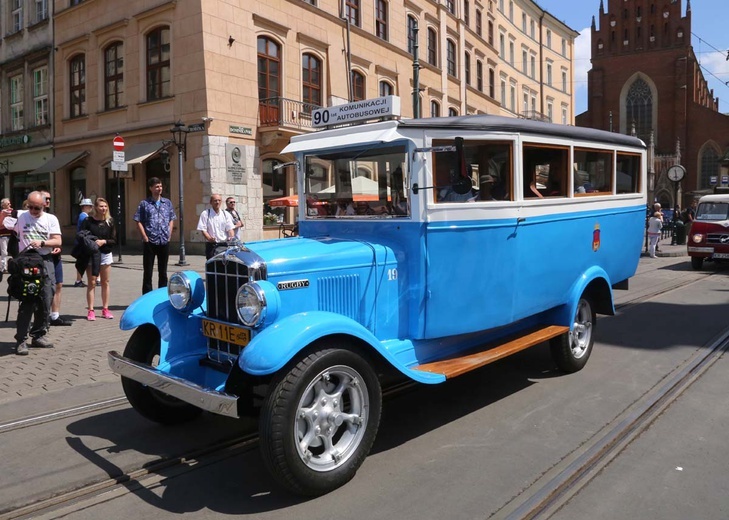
[113,135,125,151]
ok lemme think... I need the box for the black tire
[691,256,704,270]
[550,297,595,373]
[260,345,382,496]
[121,325,203,425]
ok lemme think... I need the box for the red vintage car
[687,194,729,270]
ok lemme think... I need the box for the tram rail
[0,271,722,520]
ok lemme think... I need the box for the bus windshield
[303,145,409,217]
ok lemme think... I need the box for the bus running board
[413,325,569,379]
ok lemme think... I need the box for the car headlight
[236,283,267,327]
[692,233,704,244]
[168,272,193,311]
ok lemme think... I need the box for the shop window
[70,166,86,225]
[263,158,296,225]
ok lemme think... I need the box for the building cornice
[253,14,290,38]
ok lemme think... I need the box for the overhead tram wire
[692,32,729,90]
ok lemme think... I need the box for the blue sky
[535,0,729,115]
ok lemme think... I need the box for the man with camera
[1,191,61,355]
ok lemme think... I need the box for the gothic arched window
[625,78,652,143]
[699,146,719,190]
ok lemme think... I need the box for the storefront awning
[30,150,89,175]
[102,141,167,167]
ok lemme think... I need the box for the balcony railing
[519,110,551,123]
[259,97,322,129]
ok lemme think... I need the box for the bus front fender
[120,289,172,331]
[240,311,403,378]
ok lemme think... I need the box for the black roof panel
[398,115,645,149]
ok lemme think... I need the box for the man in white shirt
[2,191,61,355]
[197,194,235,259]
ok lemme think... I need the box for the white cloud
[573,27,592,115]
[699,51,729,110]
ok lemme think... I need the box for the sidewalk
[0,240,689,410]
[0,253,207,408]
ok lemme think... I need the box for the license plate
[202,319,250,347]
[713,253,729,259]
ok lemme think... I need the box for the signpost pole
[112,134,126,263]
[115,170,123,263]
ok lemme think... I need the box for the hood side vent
[318,275,361,321]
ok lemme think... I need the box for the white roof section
[698,194,729,203]
[282,121,403,154]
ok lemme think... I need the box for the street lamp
[170,120,190,266]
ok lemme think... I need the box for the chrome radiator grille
[707,233,729,245]
[205,249,267,363]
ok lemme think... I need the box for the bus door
[423,140,518,338]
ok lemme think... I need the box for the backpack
[6,249,46,301]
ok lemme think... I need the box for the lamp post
[170,120,190,266]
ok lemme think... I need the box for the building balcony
[519,110,551,123]
[258,98,322,134]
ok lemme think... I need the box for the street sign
[113,135,125,151]
[111,161,128,171]
[113,151,125,163]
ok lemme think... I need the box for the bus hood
[246,236,393,277]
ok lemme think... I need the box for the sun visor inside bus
[282,122,401,154]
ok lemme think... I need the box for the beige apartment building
[0,0,577,249]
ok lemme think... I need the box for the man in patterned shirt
[134,177,177,294]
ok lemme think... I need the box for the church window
[699,147,719,190]
[625,78,652,143]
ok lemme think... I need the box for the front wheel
[550,297,595,373]
[121,325,203,425]
[260,346,382,496]
[691,256,704,270]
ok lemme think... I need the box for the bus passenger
[335,199,355,216]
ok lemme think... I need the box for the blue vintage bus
[109,113,646,496]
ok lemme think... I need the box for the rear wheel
[691,256,704,270]
[260,345,382,496]
[550,297,595,373]
[121,325,203,425]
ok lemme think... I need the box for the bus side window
[523,145,568,198]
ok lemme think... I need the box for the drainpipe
[539,11,545,117]
[341,0,353,102]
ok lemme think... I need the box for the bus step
[413,325,569,379]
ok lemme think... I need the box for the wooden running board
[413,325,569,379]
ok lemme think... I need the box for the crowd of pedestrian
[1,181,245,355]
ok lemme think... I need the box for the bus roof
[398,115,646,148]
[283,115,646,155]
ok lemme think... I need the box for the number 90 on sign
[312,109,330,127]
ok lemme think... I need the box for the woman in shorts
[81,197,117,320]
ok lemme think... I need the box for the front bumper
[108,351,240,418]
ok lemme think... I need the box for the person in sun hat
[73,198,94,287]
[478,174,497,201]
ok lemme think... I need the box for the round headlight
[692,233,704,244]
[236,283,266,327]
[168,272,192,310]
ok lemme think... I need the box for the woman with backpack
[81,197,116,321]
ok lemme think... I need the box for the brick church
[576,0,729,209]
